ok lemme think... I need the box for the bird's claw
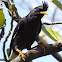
[21,54,25,61]
[19,52,27,61]
[16,48,27,61]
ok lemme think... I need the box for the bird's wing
[9,20,24,56]
[12,20,24,40]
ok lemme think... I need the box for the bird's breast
[24,19,41,38]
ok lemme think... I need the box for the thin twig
[0,27,4,40]
[0,59,5,61]
[0,1,7,61]
[3,1,14,62]
[3,27,12,62]
[3,0,21,20]
[1,0,2,7]
[42,21,62,25]
[0,0,6,40]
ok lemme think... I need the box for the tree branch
[0,59,5,61]
[52,53,62,61]
[42,21,62,25]
[3,0,21,21]
[3,1,14,62]
[37,36,62,62]
[11,36,62,62]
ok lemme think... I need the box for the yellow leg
[16,48,27,61]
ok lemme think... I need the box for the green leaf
[30,61,32,62]
[0,7,11,14]
[52,0,62,10]
[0,10,5,27]
[7,48,10,56]
[42,25,61,41]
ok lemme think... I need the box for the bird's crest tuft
[43,2,48,10]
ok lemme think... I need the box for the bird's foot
[16,48,27,61]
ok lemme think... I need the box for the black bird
[9,2,48,61]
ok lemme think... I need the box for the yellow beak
[40,11,48,14]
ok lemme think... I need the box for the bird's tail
[8,49,18,61]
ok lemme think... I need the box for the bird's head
[28,2,48,18]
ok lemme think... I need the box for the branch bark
[37,36,62,62]
[11,36,62,62]
[42,21,62,25]
[3,0,21,21]
[52,53,62,61]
